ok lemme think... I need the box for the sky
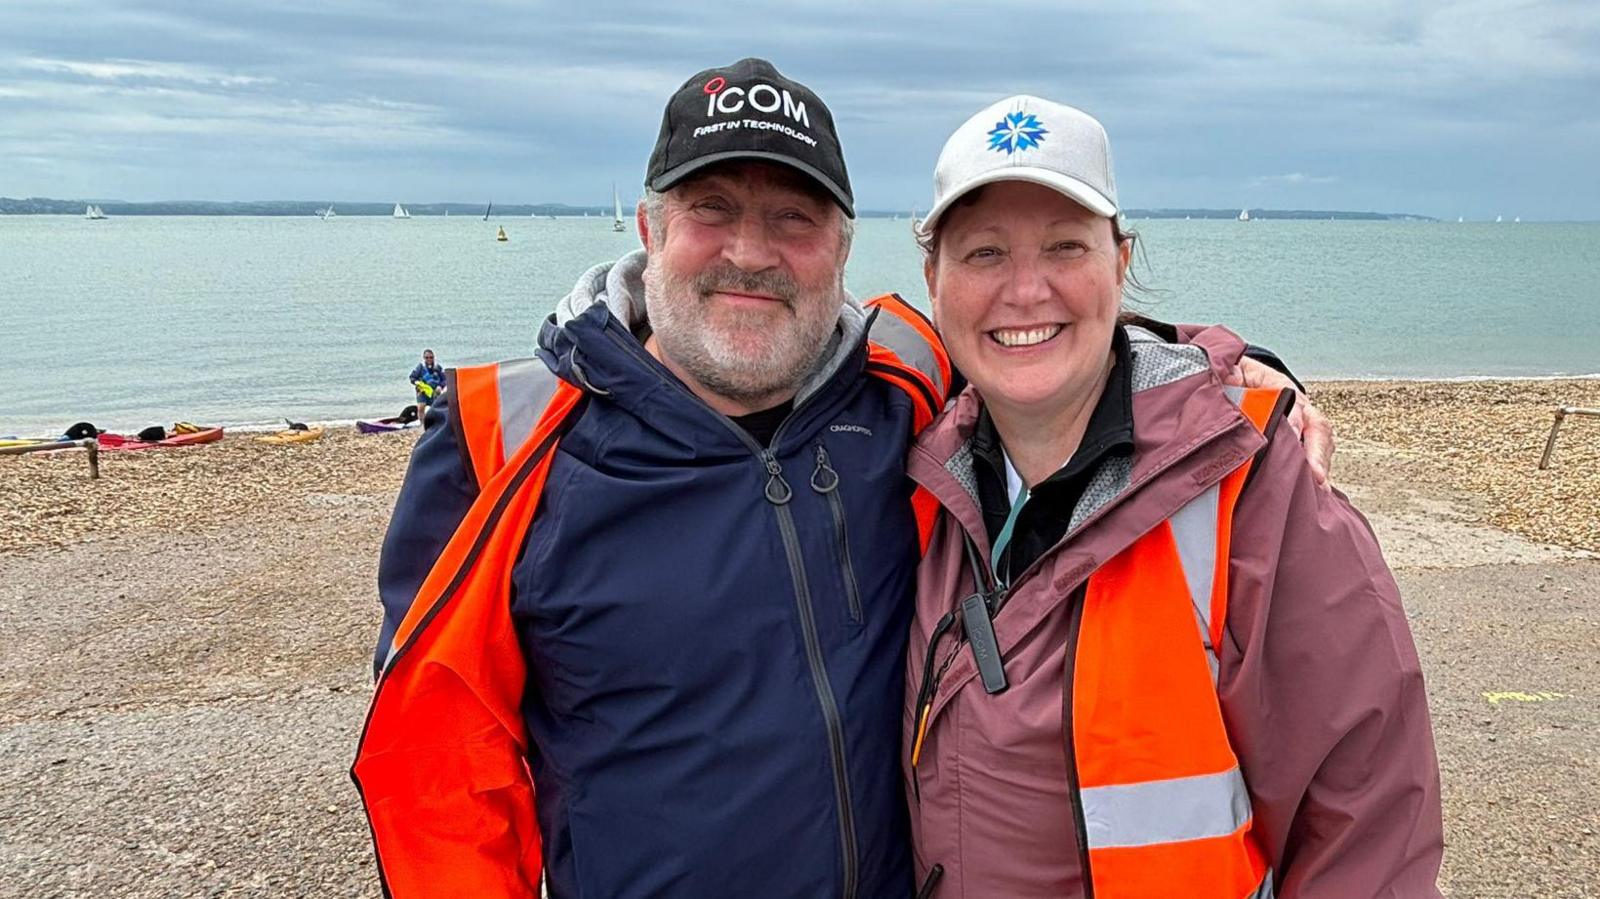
[2,0,1597,220]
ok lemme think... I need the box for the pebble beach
[2,377,1598,896]
[6,378,1598,556]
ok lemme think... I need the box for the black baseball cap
[646,57,854,218]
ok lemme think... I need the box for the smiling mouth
[989,324,1064,348]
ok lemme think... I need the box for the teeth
[991,325,1062,348]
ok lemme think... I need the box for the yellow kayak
[254,426,325,445]
[0,437,49,448]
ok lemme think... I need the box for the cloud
[1252,173,1339,187]
[0,0,1596,216]
[17,56,276,86]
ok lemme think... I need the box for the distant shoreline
[2,197,1449,221]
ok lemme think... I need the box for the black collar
[970,327,1135,577]
[971,325,1134,496]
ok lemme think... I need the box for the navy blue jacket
[377,300,928,898]
[409,362,445,402]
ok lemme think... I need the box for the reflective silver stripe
[1223,384,1246,404]
[495,357,562,461]
[1251,871,1276,899]
[1080,766,1253,850]
[1170,485,1221,676]
[868,309,946,396]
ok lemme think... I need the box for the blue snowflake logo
[987,113,1048,155]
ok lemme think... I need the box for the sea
[3,214,1597,435]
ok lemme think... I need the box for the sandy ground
[2,379,1598,897]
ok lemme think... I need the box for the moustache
[692,265,799,308]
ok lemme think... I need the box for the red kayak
[98,427,226,451]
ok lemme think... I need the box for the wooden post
[1540,406,1600,470]
[0,437,102,479]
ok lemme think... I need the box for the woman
[902,97,1443,898]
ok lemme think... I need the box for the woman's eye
[965,246,1003,262]
[1050,241,1087,255]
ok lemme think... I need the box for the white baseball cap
[919,95,1118,236]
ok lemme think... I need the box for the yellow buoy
[496,226,508,242]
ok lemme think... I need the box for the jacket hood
[911,323,1260,548]
[548,248,870,406]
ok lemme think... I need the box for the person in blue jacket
[408,348,444,423]
[369,58,1328,899]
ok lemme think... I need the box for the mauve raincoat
[903,324,1444,898]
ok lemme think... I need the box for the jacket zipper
[910,533,1007,796]
[767,449,859,899]
[1061,584,1094,898]
[811,444,863,624]
[910,610,957,802]
[599,323,862,899]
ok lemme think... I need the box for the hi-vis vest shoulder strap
[354,372,580,897]
[859,293,954,556]
[448,294,953,488]
[447,358,572,489]
[1071,385,1283,899]
[354,299,950,897]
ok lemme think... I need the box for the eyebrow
[679,172,831,208]
[955,218,1096,238]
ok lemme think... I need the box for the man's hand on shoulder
[1228,357,1333,488]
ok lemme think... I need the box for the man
[355,58,1328,898]
[408,348,445,423]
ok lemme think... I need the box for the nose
[1009,253,1052,307]
[722,211,781,273]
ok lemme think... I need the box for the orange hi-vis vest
[352,294,951,898]
[1069,385,1281,899]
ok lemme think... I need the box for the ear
[922,253,941,329]
[1116,233,1132,286]
[636,201,652,251]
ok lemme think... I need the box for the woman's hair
[916,185,1150,300]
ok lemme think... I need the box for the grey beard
[644,259,840,406]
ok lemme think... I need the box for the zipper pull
[760,450,792,505]
[810,444,839,493]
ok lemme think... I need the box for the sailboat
[612,184,626,232]
[318,205,336,220]
[483,203,493,221]
[393,204,410,219]
[1457,217,1464,223]
[1238,208,1251,222]
[1495,215,1503,223]
[1514,216,1521,223]
[84,205,107,220]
